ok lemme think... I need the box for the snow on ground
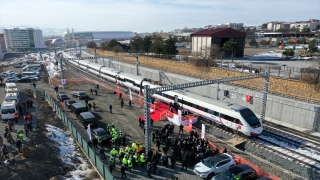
[46,62,60,78]
[258,135,320,168]
[243,51,284,60]
[46,124,93,180]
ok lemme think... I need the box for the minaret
[67,28,70,42]
[72,28,75,43]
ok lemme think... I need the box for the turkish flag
[238,125,242,129]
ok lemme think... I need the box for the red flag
[189,116,193,131]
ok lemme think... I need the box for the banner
[87,124,92,141]
[61,79,66,85]
[189,117,192,131]
[178,110,182,126]
[201,124,205,139]
[117,85,120,97]
[129,88,132,101]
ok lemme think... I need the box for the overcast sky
[1,0,319,32]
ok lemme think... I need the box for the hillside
[87,49,320,103]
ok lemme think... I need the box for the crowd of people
[1,98,34,159]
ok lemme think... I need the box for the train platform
[138,102,174,122]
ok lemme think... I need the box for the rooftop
[191,28,246,37]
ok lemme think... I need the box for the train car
[65,53,262,136]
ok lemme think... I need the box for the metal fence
[31,87,113,180]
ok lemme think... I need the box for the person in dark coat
[88,103,92,111]
[170,154,176,169]
[121,99,124,108]
[16,139,22,153]
[100,147,106,159]
[94,89,97,95]
[121,164,127,178]
[156,139,161,151]
[152,132,156,142]
[96,84,99,90]
[147,162,153,178]
[85,98,88,105]
[179,124,184,134]
[92,138,98,149]
[90,88,93,94]
[109,104,112,113]
[119,92,122,99]
[152,161,157,174]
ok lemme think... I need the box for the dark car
[57,94,70,102]
[91,128,109,141]
[64,99,77,109]
[71,91,88,100]
[211,164,256,180]
[70,103,88,115]
[257,178,272,180]
[78,112,98,129]
[15,77,32,83]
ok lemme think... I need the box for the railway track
[64,52,320,173]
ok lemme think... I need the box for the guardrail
[31,87,113,180]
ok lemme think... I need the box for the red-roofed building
[191,28,246,58]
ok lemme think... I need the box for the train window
[213,111,219,116]
[224,115,233,121]
[198,106,204,111]
[204,108,208,113]
[219,113,224,118]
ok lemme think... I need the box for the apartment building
[267,22,290,31]
[0,34,6,60]
[267,19,320,32]
[204,23,244,30]
[3,28,44,51]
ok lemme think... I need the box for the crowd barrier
[31,87,114,180]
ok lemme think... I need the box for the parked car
[25,75,39,81]
[78,112,98,129]
[13,63,21,68]
[5,77,19,82]
[15,77,33,83]
[91,128,109,141]
[70,103,87,115]
[64,99,77,109]
[71,91,88,100]
[22,63,28,67]
[211,164,257,180]
[194,153,236,178]
[56,94,70,102]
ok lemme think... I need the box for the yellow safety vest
[122,158,127,164]
[140,155,145,162]
[128,160,132,167]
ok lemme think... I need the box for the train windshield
[239,109,260,127]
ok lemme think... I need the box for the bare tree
[303,59,320,85]
[113,45,123,56]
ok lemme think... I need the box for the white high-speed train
[66,56,263,136]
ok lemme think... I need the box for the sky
[0,0,319,33]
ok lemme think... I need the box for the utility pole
[60,56,65,89]
[79,44,82,58]
[136,53,139,76]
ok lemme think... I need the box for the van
[70,103,88,115]
[5,93,20,103]
[22,64,41,71]
[78,112,98,129]
[5,83,18,93]
[0,101,19,121]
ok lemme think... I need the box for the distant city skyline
[0,0,319,33]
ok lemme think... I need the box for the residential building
[0,34,6,60]
[3,28,44,51]
[205,23,244,30]
[267,22,290,31]
[290,19,320,31]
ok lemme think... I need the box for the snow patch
[244,51,284,60]
[46,124,93,180]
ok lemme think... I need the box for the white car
[194,153,236,178]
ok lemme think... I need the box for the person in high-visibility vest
[18,130,24,141]
[127,158,133,173]
[98,137,102,147]
[125,145,130,152]
[122,157,128,170]
[118,148,124,162]
[133,153,139,167]
[132,141,137,150]
[140,153,146,167]
[110,148,118,158]
[109,157,115,173]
